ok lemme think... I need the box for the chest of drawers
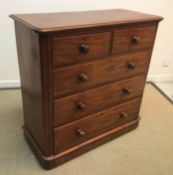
[10,9,163,169]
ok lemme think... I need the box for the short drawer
[53,32,111,67]
[53,50,151,97]
[53,75,146,126]
[54,98,141,153]
[112,26,156,53]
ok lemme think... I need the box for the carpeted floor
[0,84,173,175]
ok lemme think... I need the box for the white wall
[0,0,173,87]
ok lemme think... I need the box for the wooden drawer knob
[127,62,136,70]
[76,128,86,137]
[79,73,89,82]
[76,101,86,110]
[119,112,128,119]
[80,43,89,53]
[132,36,140,44]
[123,87,131,95]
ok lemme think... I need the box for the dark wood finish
[9,9,162,32]
[14,21,51,156]
[53,32,110,67]
[53,50,151,97]
[112,26,156,53]
[147,82,173,104]
[54,75,146,126]
[10,9,163,169]
[24,116,139,169]
[54,98,141,153]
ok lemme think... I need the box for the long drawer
[53,75,146,126]
[54,98,141,153]
[53,32,111,67]
[112,26,156,54]
[53,51,151,97]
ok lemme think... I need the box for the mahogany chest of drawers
[10,9,163,169]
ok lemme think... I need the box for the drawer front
[54,98,141,153]
[54,75,146,126]
[53,32,111,67]
[53,51,151,97]
[112,26,156,53]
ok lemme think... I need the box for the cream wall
[0,0,173,87]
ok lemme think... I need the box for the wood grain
[9,9,163,32]
[14,21,47,154]
[54,98,141,153]
[53,32,110,67]
[112,26,156,53]
[53,75,146,126]
[11,9,162,169]
[53,50,151,97]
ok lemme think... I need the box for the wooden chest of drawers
[10,9,163,169]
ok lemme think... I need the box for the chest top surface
[10,9,163,32]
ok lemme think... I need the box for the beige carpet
[0,84,173,175]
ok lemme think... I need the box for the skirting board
[0,74,173,89]
[147,74,173,82]
[0,80,20,89]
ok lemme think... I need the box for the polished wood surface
[10,9,163,32]
[53,51,151,97]
[53,75,146,126]
[10,9,163,169]
[14,21,47,154]
[14,21,53,156]
[54,98,141,153]
[53,32,110,67]
[112,26,156,53]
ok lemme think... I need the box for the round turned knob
[80,43,89,53]
[127,62,136,70]
[78,73,89,82]
[123,87,131,95]
[132,36,140,44]
[119,112,128,119]
[76,128,86,137]
[76,101,86,111]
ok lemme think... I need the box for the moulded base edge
[23,117,140,170]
